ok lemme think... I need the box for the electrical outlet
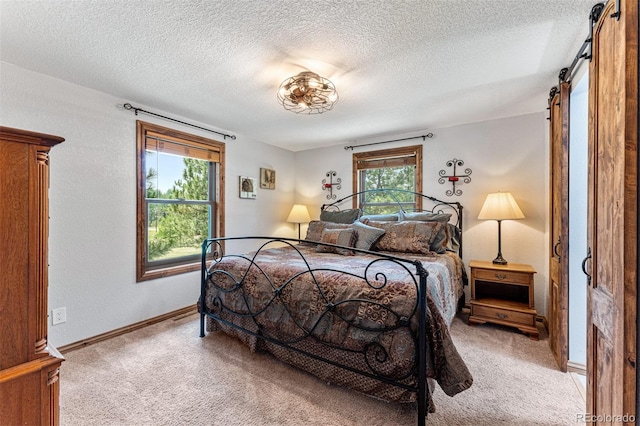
[52,307,66,325]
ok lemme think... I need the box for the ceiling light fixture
[277,71,338,114]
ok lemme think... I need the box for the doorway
[567,68,588,376]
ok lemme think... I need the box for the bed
[199,190,473,425]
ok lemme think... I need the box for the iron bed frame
[199,190,464,426]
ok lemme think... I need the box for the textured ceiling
[0,0,595,151]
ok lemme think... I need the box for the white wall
[0,61,297,347]
[294,113,550,315]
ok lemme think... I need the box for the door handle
[553,237,562,258]
[581,247,592,286]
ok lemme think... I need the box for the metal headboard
[321,188,464,257]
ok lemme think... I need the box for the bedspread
[203,243,472,407]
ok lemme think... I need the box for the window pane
[147,203,209,262]
[145,151,209,201]
[363,203,415,215]
[360,166,416,213]
[362,166,415,193]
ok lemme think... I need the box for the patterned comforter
[203,243,472,408]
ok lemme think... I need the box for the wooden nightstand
[468,260,539,340]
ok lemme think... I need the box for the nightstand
[468,260,539,340]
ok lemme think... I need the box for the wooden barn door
[548,81,569,372]
[586,0,637,422]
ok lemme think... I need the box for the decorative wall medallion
[322,171,341,200]
[438,159,472,196]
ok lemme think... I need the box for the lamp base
[492,254,508,265]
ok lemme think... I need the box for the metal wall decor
[438,158,472,196]
[322,171,341,200]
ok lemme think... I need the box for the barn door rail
[547,2,606,111]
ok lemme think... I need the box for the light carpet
[60,313,585,425]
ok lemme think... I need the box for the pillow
[398,210,452,222]
[446,223,461,253]
[359,212,399,222]
[366,220,448,254]
[304,220,351,243]
[319,208,362,224]
[350,221,386,251]
[316,229,357,256]
[396,211,455,254]
[428,221,450,254]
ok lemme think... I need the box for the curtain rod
[344,133,434,151]
[123,103,236,140]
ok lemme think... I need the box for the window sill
[136,261,200,282]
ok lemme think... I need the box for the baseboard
[567,361,587,375]
[58,304,198,354]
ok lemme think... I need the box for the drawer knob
[495,273,507,280]
[496,313,507,319]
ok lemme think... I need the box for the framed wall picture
[260,167,276,189]
[239,176,257,199]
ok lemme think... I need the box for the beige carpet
[60,313,584,425]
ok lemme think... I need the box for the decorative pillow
[446,223,462,253]
[428,221,450,254]
[304,220,350,243]
[319,208,362,224]
[398,210,452,222]
[366,220,448,254]
[359,212,399,222]
[350,221,386,251]
[316,229,357,256]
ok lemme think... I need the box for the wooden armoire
[0,127,65,425]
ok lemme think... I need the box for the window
[136,121,225,282]
[352,145,422,213]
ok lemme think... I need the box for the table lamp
[287,204,311,239]
[477,192,525,265]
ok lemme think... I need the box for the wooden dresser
[0,127,65,425]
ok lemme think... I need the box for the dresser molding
[0,126,64,425]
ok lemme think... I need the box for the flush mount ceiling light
[277,71,338,114]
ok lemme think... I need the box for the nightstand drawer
[471,303,535,327]
[474,268,530,285]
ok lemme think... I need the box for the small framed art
[239,176,257,199]
[260,168,276,190]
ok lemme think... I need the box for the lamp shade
[477,192,525,220]
[287,204,311,224]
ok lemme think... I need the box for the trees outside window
[136,121,225,282]
[352,145,422,213]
